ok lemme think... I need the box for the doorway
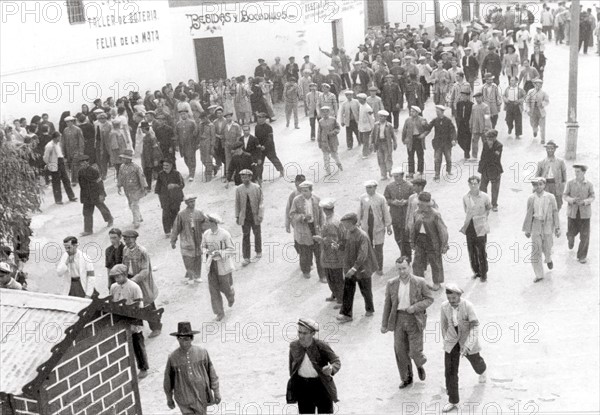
[331,19,344,50]
[193,37,227,81]
[366,0,385,27]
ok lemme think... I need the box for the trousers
[480,173,501,207]
[82,201,113,233]
[394,312,427,381]
[340,273,374,317]
[126,195,143,225]
[413,245,444,284]
[309,114,320,139]
[545,181,563,210]
[471,133,485,159]
[407,139,425,174]
[182,150,197,178]
[360,131,372,157]
[392,223,412,261]
[445,342,486,404]
[567,212,590,260]
[242,221,262,259]
[285,103,299,127]
[324,268,344,303]
[132,331,149,371]
[377,146,393,178]
[295,377,334,414]
[208,261,234,316]
[387,110,400,129]
[530,225,553,280]
[529,106,546,142]
[466,231,488,277]
[50,158,76,202]
[505,102,523,136]
[145,302,162,332]
[297,243,322,277]
[66,157,80,185]
[345,120,359,149]
[322,150,342,175]
[162,205,180,234]
[433,147,452,176]
[182,255,202,280]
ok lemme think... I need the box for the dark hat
[122,229,139,238]
[473,91,483,97]
[488,45,496,50]
[412,177,427,187]
[445,283,464,295]
[484,72,495,79]
[418,192,432,203]
[170,321,200,337]
[294,174,306,183]
[505,44,516,52]
[258,58,265,63]
[256,112,268,118]
[573,164,588,172]
[544,140,558,148]
[155,114,167,120]
[340,212,358,223]
[303,55,310,59]
[232,141,244,150]
[109,264,128,277]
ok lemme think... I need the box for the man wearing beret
[78,154,113,236]
[289,182,323,279]
[109,264,149,379]
[287,318,341,413]
[409,192,448,291]
[536,140,567,211]
[336,212,378,323]
[424,105,457,182]
[381,256,433,389]
[440,284,487,412]
[171,195,208,284]
[370,110,397,180]
[522,177,560,282]
[563,165,595,263]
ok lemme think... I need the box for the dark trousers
[131,331,149,371]
[146,302,162,332]
[480,173,501,207]
[82,201,113,233]
[568,212,590,259]
[394,312,427,381]
[341,73,351,90]
[256,150,284,181]
[420,76,430,100]
[50,159,76,202]
[433,147,452,176]
[579,35,590,54]
[67,158,80,185]
[505,103,523,136]
[387,110,400,129]
[413,237,444,284]
[324,267,344,303]
[490,114,498,129]
[208,261,234,316]
[298,243,322,277]
[340,274,374,317]
[98,152,110,180]
[295,377,334,414]
[445,342,486,404]
[407,139,424,174]
[466,230,488,277]
[373,243,383,272]
[392,223,412,261]
[162,205,180,234]
[309,114,320,139]
[143,167,157,189]
[242,221,262,259]
[345,119,359,149]
[542,25,553,40]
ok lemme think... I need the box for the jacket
[381,82,402,110]
[339,99,360,126]
[426,116,456,150]
[525,87,549,116]
[289,194,322,245]
[381,275,434,332]
[306,91,324,117]
[370,122,397,153]
[357,192,392,245]
[536,157,567,195]
[460,191,492,236]
[78,165,106,204]
[56,250,95,297]
[288,339,341,403]
[563,179,595,219]
[155,169,185,208]
[482,83,503,115]
[235,182,264,225]
[441,299,482,354]
[522,192,560,235]
[223,122,242,148]
[410,208,449,253]
[401,116,429,151]
[478,140,503,180]
[239,134,262,163]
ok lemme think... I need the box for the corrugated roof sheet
[0,289,91,395]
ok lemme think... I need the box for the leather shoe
[480,274,487,282]
[398,377,413,389]
[547,261,553,270]
[568,237,574,250]
[417,366,426,381]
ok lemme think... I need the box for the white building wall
[165,0,365,83]
[0,0,171,123]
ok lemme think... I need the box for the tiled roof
[0,289,91,395]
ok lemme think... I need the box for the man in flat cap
[306,82,324,141]
[502,76,526,139]
[478,130,503,211]
[197,111,216,182]
[516,23,531,64]
[440,283,487,412]
[283,76,301,129]
[313,198,345,297]
[481,46,502,85]
[481,73,502,128]
[469,92,492,161]
[317,106,343,176]
[340,90,361,150]
[299,70,314,117]
[109,264,149,379]
[301,54,316,74]
[564,165,595,263]
[202,214,236,321]
[358,181,392,275]
[337,212,377,323]
[461,175,492,282]
[171,195,208,284]
[286,175,306,238]
[164,322,221,414]
[155,159,185,236]
[62,115,85,186]
[367,85,383,115]
[409,192,448,291]
[272,57,286,103]
[522,177,560,282]
[122,229,162,336]
[424,105,457,182]
[524,78,549,143]
[153,113,176,165]
[175,109,198,182]
[385,168,414,261]
[446,72,471,118]
[381,256,433,389]
[287,318,341,413]
[320,83,338,113]
[290,181,324,279]
[430,60,451,106]
[226,141,253,188]
[462,47,479,90]
[323,66,342,100]
[536,140,567,211]
[370,110,397,180]
[356,93,374,158]
[235,169,263,266]
[117,150,147,228]
[381,75,403,130]
[78,154,113,236]
[401,106,429,177]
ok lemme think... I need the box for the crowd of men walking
[1,3,597,414]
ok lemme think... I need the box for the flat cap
[418,192,432,203]
[435,105,446,111]
[298,181,314,189]
[319,198,336,209]
[184,194,197,202]
[340,212,358,223]
[96,112,108,119]
[392,58,401,63]
[321,83,330,88]
[298,318,319,332]
[445,283,464,295]
[343,90,354,95]
[532,78,544,84]
[320,106,331,111]
[109,264,128,276]
[64,116,75,122]
[93,108,105,114]
[368,86,379,91]
[206,213,223,224]
[309,82,317,87]
[232,141,244,150]
[390,167,404,176]
[573,164,588,171]
[0,262,12,274]
[77,154,90,162]
[364,180,378,187]
[356,93,367,99]
[543,140,558,148]
[239,169,254,176]
[410,106,422,113]
[122,229,139,238]
[473,91,483,97]
[530,177,547,184]
[378,110,390,117]
[327,66,335,71]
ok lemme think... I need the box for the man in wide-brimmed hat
[164,322,221,414]
[536,140,567,211]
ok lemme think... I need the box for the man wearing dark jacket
[381,74,403,129]
[239,124,262,165]
[254,113,284,183]
[77,113,97,165]
[154,114,176,163]
[425,105,457,181]
[287,318,341,414]
[78,155,113,236]
[154,159,185,236]
[478,129,503,211]
[227,142,254,186]
[462,48,479,90]
[480,45,502,85]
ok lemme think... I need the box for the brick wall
[39,313,141,415]
[0,395,39,415]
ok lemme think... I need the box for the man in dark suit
[287,318,341,413]
[285,56,299,81]
[226,142,254,187]
[239,124,262,166]
[530,45,546,79]
[478,129,503,210]
[462,48,479,90]
[381,256,434,389]
[77,155,113,236]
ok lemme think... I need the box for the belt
[71,277,81,282]
[545,178,556,183]
[297,376,320,382]
[396,310,411,315]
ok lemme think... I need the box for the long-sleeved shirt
[340,227,375,276]
[426,115,456,150]
[383,180,414,225]
[563,179,595,219]
[164,346,219,408]
[171,209,207,256]
[319,216,344,269]
[122,244,158,304]
[235,182,264,225]
[461,191,492,236]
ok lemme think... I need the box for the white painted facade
[165,0,365,83]
[0,0,171,123]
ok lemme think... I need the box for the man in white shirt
[516,24,531,63]
[381,257,433,389]
[56,235,95,297]
[356,93,374,158]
